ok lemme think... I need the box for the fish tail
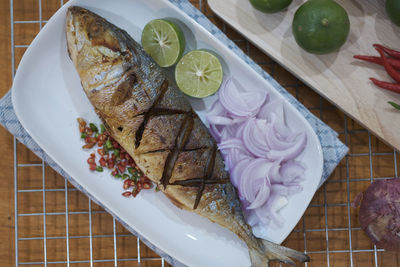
[249,239,310,266]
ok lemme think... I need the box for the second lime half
[175,50,223,98]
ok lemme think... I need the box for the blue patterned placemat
[0,0,348,266]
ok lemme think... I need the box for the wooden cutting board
[208,0,400,150]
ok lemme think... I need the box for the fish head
[66,6,134,93]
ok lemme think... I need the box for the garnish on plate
[141,19,185,67]
[206,78,307,229]
[77,118,153,197]
[175,50,223,98]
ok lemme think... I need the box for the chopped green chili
[89,123,98,132]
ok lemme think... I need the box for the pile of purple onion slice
[206,78,307,228]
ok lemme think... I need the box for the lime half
[175,50,223,98]
[141,19,185,67]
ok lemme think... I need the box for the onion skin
[358,179,400,251]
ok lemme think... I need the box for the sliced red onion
[209,123,222,142]
[219,79,252,117]
[205,77,308,229]
[222,124,240,139]
[206,100,226,118]
[268,112,295,141]
[220,127,230,141]
[247,178,271,210]
[225,148,253,170]
[206,115,233,125]
[235,120,247,139]
[279,161,306,185]
[265,121,297,151]
[265,194,288,227]
[254,193,288,226]
[239,159,272,206]
[219,78,267,117]
[245,210,260,227]
[266,132,307,161]
[258,99,284,121]
[207,115,248,127]
[265,106,298,143]
[241,91,269,111]
[271,184,303,196]
[231,157,253,187]
[268,161,283,184]
[242,118,270,158]
[218,138,253,170]
[218,138,246,151]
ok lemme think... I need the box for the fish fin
[249,248,272,267]
[249,239,310,266]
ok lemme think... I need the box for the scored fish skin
[66,6,309,266]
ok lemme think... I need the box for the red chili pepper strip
[370,78,400,93]
[375,47,400,83]
[354,55,381,64]
[122,191,132,197]
[353,55,400,70]
[373,44,400,60]
[387,58,400,70]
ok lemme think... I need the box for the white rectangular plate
[11,0,323,266]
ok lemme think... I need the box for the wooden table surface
[1,0,400,266]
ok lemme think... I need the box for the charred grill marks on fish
[135,79,169,148]
[194,145,217,209]
[160,112,194,188]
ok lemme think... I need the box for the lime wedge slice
[175,50,223,98]
[141,19,185,67]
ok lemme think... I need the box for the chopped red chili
[89,164,97,171]
[99,157,106,167]
[122,191,132,197]
[117,164,126,173]
[143,181,152,189]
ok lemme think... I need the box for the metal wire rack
[9,0,400,266]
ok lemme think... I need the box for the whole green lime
[249,0,293,13]
[292,0,350,54]
[386,0,400,27]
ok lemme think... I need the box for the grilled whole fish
[66,6,309,266]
